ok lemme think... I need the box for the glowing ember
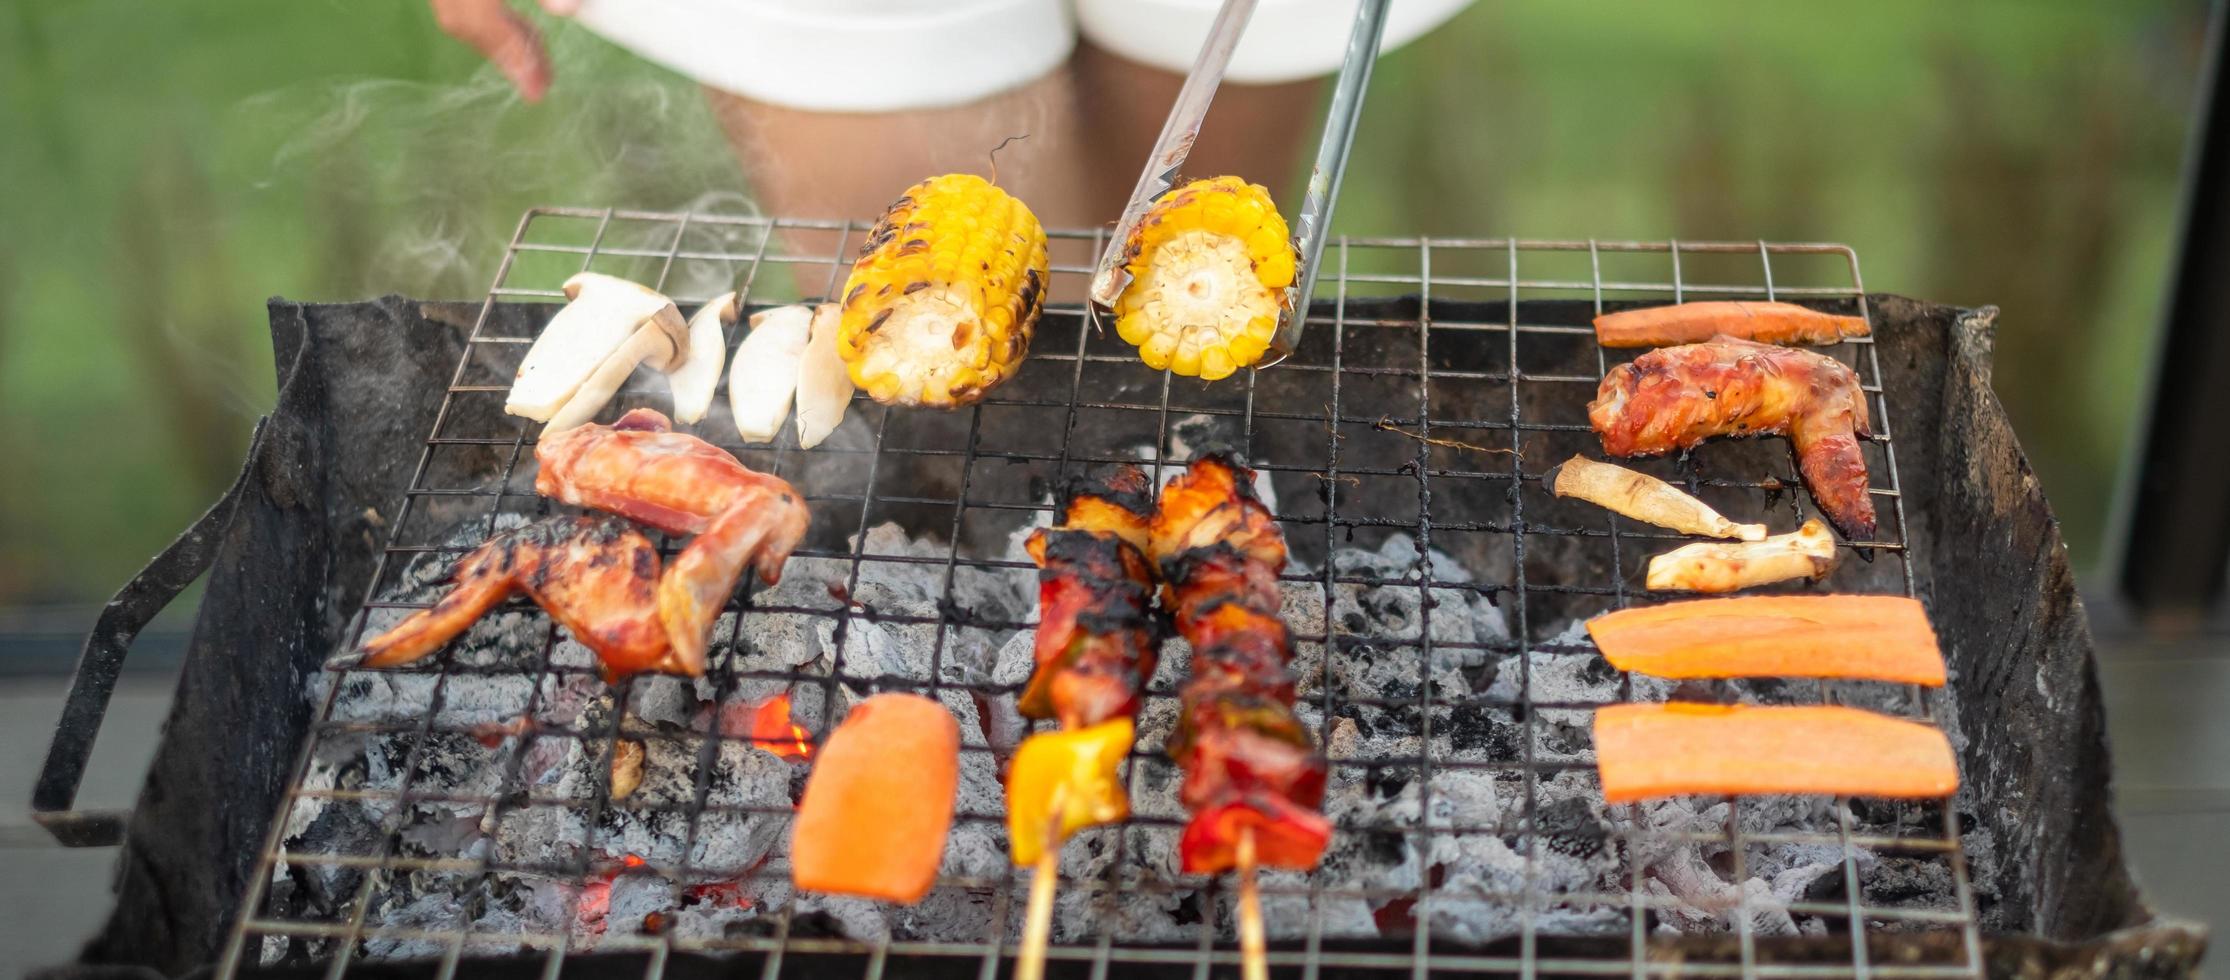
[684,880,756,910]
[748,692,816,761]
[575,854,651,937]
[575,877,613,937]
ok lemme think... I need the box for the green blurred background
[0,0,2207,611]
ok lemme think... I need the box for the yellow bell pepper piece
[1005,718,1135,866]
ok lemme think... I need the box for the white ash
[276,510,1984,965]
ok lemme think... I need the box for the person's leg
[702,61,1105,222]
[703,61,1104,289]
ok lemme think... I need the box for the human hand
[428,0,582,102]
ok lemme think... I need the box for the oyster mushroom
[794,302,854,449]
[667,292,738,425]
[728,304,813,444]
[1645,519,1838,593]
[541,308,692,433]
[506,273,689,424]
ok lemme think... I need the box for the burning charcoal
[1645,846,1801,937]
[398,804,486,858]
[600,872,683,939]
[494,805,589,871]
[628,673,709,729]
[794,892,894,942]
[1863,854,1957,908]
[532,670,610,728]
[299,484,1987,958]
[825,601,940,683]
[983,630,1036,752]
[1530,796,1610,861]
[328,672,440,726]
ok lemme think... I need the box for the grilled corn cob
[836,174,1049,408]
[1113,176,1295,381]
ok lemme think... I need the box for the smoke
[232,16,750,302]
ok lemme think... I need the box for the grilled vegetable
[667,292,736,425]
[791,693,960,904]
[1548,456,1766,541]
[1005,718,1135,866]
[836,174,1048,408]
[1113,176,1295,381]
[507,273,689,422]
[796,303,855,448]
[1594,301,1870,348]
[1644,518,1838,593]
[1593,703,1958,802]
[1150,455,1330,875]
[1181,796,1333,874]
[728,304,812,444]
[1587,594,1946,686]
[1590,338,1877,540]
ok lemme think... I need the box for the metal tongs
[1087,0,1394,367]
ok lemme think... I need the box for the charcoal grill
[32,208,2206,980]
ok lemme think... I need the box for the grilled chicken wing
[536,408,811,671]
[1588,338,1876,540]
[358,516,676,677]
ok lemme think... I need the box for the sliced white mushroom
[666,292,738,425]
[794,302,855,450]
[541,317,688,432]
[1645,519,1838,593]
[728,304,812,443]
[1550,455,1767,541]
[506,273,688,421]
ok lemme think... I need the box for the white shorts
[573,0,1475,113]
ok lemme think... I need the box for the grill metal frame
[215,207,1985,980]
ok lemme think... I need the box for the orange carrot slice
[1587,594,1945,686]
[790,693,959,904]
[1593,301,1869,348]
[1593,703,1957,802]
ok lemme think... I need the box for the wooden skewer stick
[1237,826,1268,980]
[1016,807,1064,980]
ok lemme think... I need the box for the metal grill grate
[218,207,1984,980]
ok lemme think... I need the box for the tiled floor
[2,603,2222,976]
[3,671,175,975]
[2089,618,2230,937]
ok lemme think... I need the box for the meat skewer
[1007,465,1161,980]
[1149,455,1330,979]
[1588,337,1877,540]
[535,408,811,672]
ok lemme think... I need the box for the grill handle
[31,418,265,847]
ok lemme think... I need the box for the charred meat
[536,408,811,670]
[358,516,677,677]
[1007,464,1162,865]
[1588,338,1876,540]
[1150,455,1329,874]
